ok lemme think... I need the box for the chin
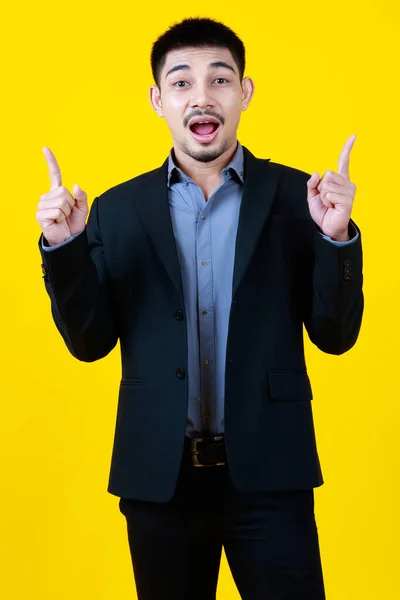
[182,140,230,163]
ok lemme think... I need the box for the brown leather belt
[186,435,227,467]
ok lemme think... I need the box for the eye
[174,80,189,88]
[214,77,228,84]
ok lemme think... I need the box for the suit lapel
[133,161,184,296]
[232,147,280,296]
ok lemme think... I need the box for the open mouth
[189,120,221,143]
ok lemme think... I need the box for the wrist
[330,231,350,242]
[43,234,73,247]
[43,236,61,248]
[321,223,351,242]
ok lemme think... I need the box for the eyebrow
[209,61,236,74]
[165,61,236,79]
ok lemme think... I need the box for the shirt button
[201,215,206,220]
[176,368,186,380]
[201,260,207,265]
[175,309,184,321]
[202,310,208,315]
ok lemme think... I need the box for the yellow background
[0,1,398,598]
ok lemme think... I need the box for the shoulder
[243,146,310,183]
[95,162,167,208]
[272,162,311,219]
[268,161,311,184]
[243,147,312,218]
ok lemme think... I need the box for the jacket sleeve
[39,197,119,362]
[303,220,364,355]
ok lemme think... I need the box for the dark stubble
[181,139,231,163]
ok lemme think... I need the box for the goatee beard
[181,140,230,163]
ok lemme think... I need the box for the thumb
[306,172,320,202]
[72,184,88,211]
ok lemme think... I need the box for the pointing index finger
[338,135,356,180]
[43,147,62,190]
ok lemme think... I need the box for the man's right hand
[37,148,88,247]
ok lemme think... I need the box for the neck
[172,141,238,200]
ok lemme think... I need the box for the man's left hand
[307,135,357,242]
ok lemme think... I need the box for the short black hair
[151,18,246,87]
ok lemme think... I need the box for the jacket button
[41,264,49,281]
[176,368,186,380]
[175,309,184,321]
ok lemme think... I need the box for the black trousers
[119,445,326,600]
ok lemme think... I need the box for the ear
[241,77,255,111]
[149,85,163,117]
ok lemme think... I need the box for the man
[37,17,363,600]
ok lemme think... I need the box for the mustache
[183,109,225,129]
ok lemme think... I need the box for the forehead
[161,46,237,78]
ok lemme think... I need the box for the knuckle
[56,187,70,202]
[56,198,71,212]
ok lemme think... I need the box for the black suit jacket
[39,146,363,502]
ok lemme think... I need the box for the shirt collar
[167,142,244,187]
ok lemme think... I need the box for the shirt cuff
[41,231,83,252]
[320,223,359,247]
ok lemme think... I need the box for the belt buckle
[190,435,226,467]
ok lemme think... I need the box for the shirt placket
[196,194,215,435]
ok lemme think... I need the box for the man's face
[150,46,254,163]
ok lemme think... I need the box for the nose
[188,82,215,109]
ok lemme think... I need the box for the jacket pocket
[120,378,146,387]
[268,371,313,402]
